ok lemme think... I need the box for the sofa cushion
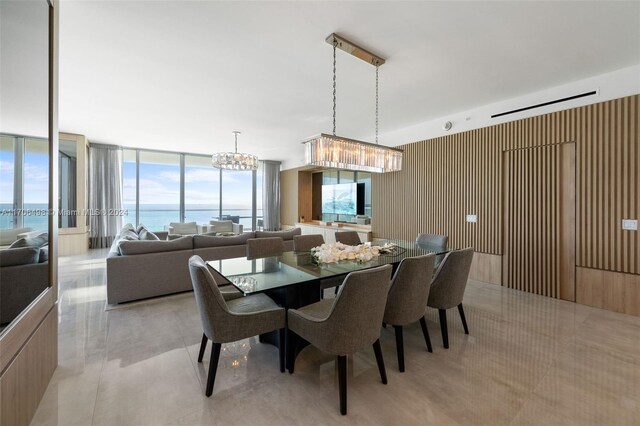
[193,232,256,248]
[9,232,49,248]
[39,245,49,263]
[256,228,301,241]
[118,236,193,255]
[0,247,40,267]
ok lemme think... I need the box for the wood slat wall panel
[372,95,639,276]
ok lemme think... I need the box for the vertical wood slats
[372,94,639,276]
[503,144,564,298]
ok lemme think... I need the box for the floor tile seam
[90,343,107,426]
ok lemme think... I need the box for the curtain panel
[89,144,123,248]
[262,160,281,231]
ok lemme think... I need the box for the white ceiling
[58,1,640,163]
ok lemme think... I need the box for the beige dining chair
[427,247,474,348]
[287,265,392,415]
[293,234,325,252]
[188,255,286,396]
[383,254,435,372]
[246,237,285,259]
[334,231,361,246]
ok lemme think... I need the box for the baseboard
[576,267,640,317]
[469,252,502,285]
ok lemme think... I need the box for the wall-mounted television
[322,183,365,216]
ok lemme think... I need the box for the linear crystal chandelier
[302,33,402,173]
[212,131,258,171]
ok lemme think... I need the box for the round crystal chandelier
[212,131,258,170]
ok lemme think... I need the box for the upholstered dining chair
[334,231,361,246]
[427,247,474,348]
[293,234,325,252]
[207,264,243,301]
[246,237,285,259]
[416,233,449,268]
[383,254,435,372]
[287,265,393,415]
[188,255,286,396]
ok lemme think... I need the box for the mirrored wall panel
[0,0,50,333]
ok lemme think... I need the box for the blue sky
[123,161,254,209]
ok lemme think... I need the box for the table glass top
[206,239,449,295]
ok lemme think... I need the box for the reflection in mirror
[59,139,77,228]
[0,0,50,334]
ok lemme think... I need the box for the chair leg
[278,328,285,373]
[338,355,347,415]
[287,330,297,374]
[372,339,387,384]
[458,303,469,334]
[205,342,222,397]
[197,333,208,363]
[438,309,449,349]
[419,317,433,353]
[393,325,405,372]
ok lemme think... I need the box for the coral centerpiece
[310,242,382,264]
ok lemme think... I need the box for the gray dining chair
[427,247,474,348]
[188,255,286,396]
[293,234,325,252]
[246,237,285,259]
[287,265,393,415]
[208,265,243,301]
[383,254,435,372]
[416,233,448,268]
[334,231,361,246]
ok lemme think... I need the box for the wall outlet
[622,219,638,231]
[466,214,477,223]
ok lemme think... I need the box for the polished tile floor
[31,250,640,425]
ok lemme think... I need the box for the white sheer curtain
[262,160,281,231]
[89,144,123,248]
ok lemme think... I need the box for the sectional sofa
[106,225,301,304]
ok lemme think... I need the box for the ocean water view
[123,204,263,231]
[1,203,262,233]
[0,203,49,231]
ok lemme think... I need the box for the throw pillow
[119,229,139,240]
[9,232,49,249]
[139,229,160,241]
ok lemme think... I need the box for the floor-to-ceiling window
[122,149,137,226]
[138,151,180,229]
[221,169,254,230]
[0,135,16,229]
[122,148,262,231]
[184,154,219,224]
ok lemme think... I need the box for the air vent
[491,90,597,119]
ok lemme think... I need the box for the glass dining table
[206,239,450,371]
[206,239,449,296]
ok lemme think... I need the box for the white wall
[282,64,640,170]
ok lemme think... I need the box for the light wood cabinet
[296,221,372,243]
